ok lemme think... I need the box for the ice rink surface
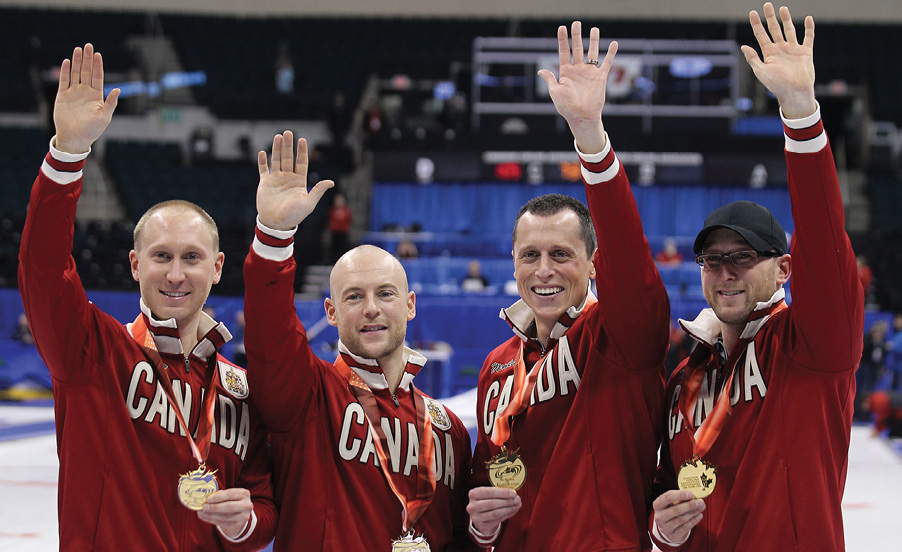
[0,401,898,551]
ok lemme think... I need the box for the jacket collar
[500,287,596,344]
[129,298,232,362]
[336,340,427,392]
[680,288,786,347]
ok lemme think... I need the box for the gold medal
[677,456,717,499]
[177,464,219,510]
[391,530,431,552]
[487,448,527,490]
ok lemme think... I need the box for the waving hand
[741,3,816,119]
[537,22,619,154]
[256,131,334,231]
[54,43,120,154]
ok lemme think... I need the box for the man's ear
[776,254,792,285]
[406,291,416,321]
[324,297,338,327]
[129,250,140,281]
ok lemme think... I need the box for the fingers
[778,6,797,44]
[257,150,269,177]
[91,52,104,90]
[105,87,120,112]
[280,130,294,172]
[270,134,282,172]
[763,2,783,43]
[80,43,95,87]
[556,25,570,70]
[653,490,706,543]
[598,40,619,77]
[467,486,522,533]
[802,15,815,49]
[58,59,71,95]
[295,137,308,177]
[71,46,83,85]
[536,69,558,91]
[748,9,771,51]
[740,44,763,70]
[587,26,600,63]
[570,21,584,63]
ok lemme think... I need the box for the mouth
[718,290,744,297]
[533,286,563,297]
[360,325,388,333]
[160,291,189,298]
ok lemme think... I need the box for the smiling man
[242,132,478,551]
[466,22,670,552]
[650,5,864,551]
[18,44,276,550]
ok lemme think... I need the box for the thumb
[740,45,762,71]
[308,179,335,204]
[537,69,558,91]
[105,88,120,113]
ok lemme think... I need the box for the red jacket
[18,142,276,551]
[471,138,670,551]
[243,227,479,551]
[653,106,864,551]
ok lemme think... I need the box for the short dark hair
[513,194,596,257]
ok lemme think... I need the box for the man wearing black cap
[650,4,864,551]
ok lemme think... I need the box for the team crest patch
[424,398,451,431]
[219,363,249,399]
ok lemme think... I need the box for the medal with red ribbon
[334,354,436,550]
[130,314,221,510]
[676,301,787,498]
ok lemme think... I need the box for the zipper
[392,393,400,407]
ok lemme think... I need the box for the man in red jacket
[243,131,478,550]
[466,22,670,551]
[18,44,276,550]
[651,4,864,551]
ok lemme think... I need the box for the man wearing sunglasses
[651,3,864,551]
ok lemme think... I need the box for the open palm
[256,131,334,231]
[53,43,119,153]
[741,3,815,114]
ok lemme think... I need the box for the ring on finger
[586,58,599,66]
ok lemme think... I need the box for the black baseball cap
[693,200,788,255]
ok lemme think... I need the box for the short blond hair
[133,200,219,252]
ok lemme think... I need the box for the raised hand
[537,21,619,154]
[256,131,334,231]
[54,43,120,154]
[741,3,816,119]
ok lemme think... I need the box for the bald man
[243,132,479,551]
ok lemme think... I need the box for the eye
[378,290,395,298]
[346,293,362,301]
[731,251,755,262]
[552,250,570,259]
[520,251,539,260]
[153,252,171,261]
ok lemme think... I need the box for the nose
[536,254,555,279]
[362,294,380,318]
[166,259,186,283]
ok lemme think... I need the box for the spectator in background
[461,259,489,292]
[233,310,247,367]
[884,313,902,391]
[858,320,888,419]
[663,318,694,379]
[275,40,294,96]
[328,192,352,263]
[13,313,34,345]
[395,239,419,259]
[655,237,684,265]
[856,255,873,302]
